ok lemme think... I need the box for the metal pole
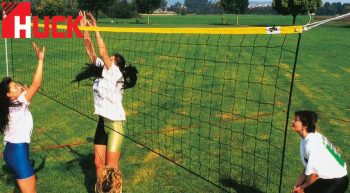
[5,38,9,77]
[279,33,302,193]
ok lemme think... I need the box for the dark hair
[0,77,12,133]
[73,53,137,89]
[120,64,138,89]
[114,53,125,69]
[294,110,318,133]
[112,53,138,89]
[73,63,103,83]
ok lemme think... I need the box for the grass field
[0,14,349,193]
[97,14,311,27]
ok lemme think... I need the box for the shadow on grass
[337,25,350,28]
[40,130,96,192]
[219,177,264,193]
[66,138,96,193]
[0,164,17,192]
[0,156,46,193]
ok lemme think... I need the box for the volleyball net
[7,25,302,192]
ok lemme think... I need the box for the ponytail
[0,77,12,133]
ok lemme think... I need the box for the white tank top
[93,57,125,121]
[4,91,33,144]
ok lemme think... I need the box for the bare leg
[106,153,122,193]
[106,151,121,169]
[17,175,36,193]
[94,144,106,177]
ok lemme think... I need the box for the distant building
[248,1,272,8]
[153,8,176,15]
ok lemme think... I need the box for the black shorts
[94,116,108,145]
[305,175,349,193]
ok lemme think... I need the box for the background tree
[340,3,350,14]
[134,0,162,14]
[316,2,350,15]
[39,0,65,17]
[272,0,322,24]
[326,2,338,15]
[77,0,113,20]
[107,0,136,18]
[248,6,276,15]
[184,0,212,14]
[159,0,167,10]
[207,1,224,14]
[64,0,79,17]
[219,0,248,25]
[28,0,40,16]
[168,2,187,15]
[219,0,249,14]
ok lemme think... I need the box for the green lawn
[97,14,311,27]
[0,15,349,193]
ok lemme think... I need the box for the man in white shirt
[291,110,348,193]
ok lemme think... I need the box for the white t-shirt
[93,57,125,121]
[300,132,348,179]
[4,91,33,144]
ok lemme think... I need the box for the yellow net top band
[35,24,303,35]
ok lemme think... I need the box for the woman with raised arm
[74,11,137,193]
[0,43,45,193]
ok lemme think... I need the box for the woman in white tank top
[0,43,45,193]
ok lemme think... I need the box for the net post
[5,38,9,77]
[278,33,302,193]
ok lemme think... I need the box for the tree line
[247,2,350,16]
[1,0,167,19]
[316,2,350,15]
[1,0,349,23]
